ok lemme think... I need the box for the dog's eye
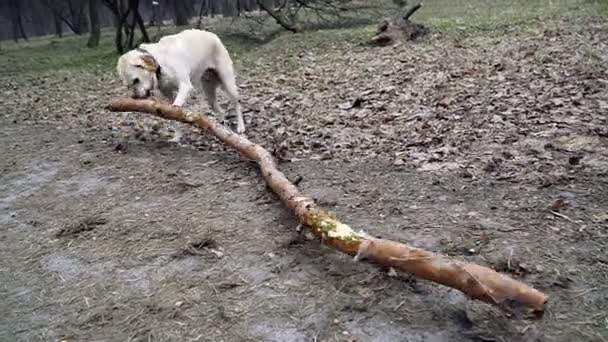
[132,78,140,85]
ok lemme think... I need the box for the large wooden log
[107,98,548,316]
[371,3,429,46]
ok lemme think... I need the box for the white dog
[116,29,245,140]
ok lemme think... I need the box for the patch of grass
[421,0,608,34]
[0,30,117,75]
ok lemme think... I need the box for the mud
[1,122,607,341]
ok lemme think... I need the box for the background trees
[0,0,364,51]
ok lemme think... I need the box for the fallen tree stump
[371,3,429,46]
[107,98,548,317]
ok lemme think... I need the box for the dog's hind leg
[216,65,245,134]
[202,75,225,121]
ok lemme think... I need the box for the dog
[116,29,245,141]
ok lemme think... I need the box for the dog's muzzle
[131,89,152,99]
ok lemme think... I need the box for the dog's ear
[139,55,158,73]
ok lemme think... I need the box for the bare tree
[87,0,101,47]
[173,0,193,26]
[196,0,208,29]
[30,1,50,36]
[42,0,90,35]
[7,0,28,42]
[254,0,353,33]
[53,11,64,37]
[102,0,150,53]
[209,0,217,18]
[149,0,160,26]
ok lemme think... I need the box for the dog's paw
[235,124,246,134]
[168,132,183,144]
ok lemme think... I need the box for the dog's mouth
[131,89,152,99]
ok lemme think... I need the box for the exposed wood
[107,98,548,316]
[371,2,428,46]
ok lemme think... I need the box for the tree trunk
[133,1,150,43]
[66,0,84,34]
[196,0,207,29]
[127,8,137,49]
[173,0,190,26]
[54,12,63,38]
[31,2,48,37]
[149,0,160,26]
[209,0,215,17]
[102,0,149,53]
[9,0,28,42]
[114,3,132,53]
[16,2,28,41]
[87,0,101,48]
[107,97,549,317]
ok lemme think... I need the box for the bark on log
[107,98,548,316]
[403,3,422,20]
[371,2,429,46]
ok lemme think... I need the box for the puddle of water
[41,252,115,282]
[344,316,451,342]
[0,161,59,210]
[249,319,308,342]
[52,172,117,196]
[239,265,273,285]
[41,253,84,281]
[118,256,200,293]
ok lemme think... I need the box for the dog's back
[149,29,231,74]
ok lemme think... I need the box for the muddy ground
[2,11,608,342]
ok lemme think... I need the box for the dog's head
[116,48,161,100]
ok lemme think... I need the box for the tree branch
[403,2,422,21]
[256,0,300,33]
[107,97,548,316]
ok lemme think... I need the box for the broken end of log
[370,2,429,46]
[377,19,390,33]
[370,34,394,46]
[355,237,548,317]
[370,20,429,46]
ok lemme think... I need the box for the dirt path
[1,122,607,341]
[1,11,608,341]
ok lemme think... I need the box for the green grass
[0,0,605,76]
[0,29,118,74]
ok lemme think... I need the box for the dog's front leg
[168,82,194,143]
[172,81,193,107]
